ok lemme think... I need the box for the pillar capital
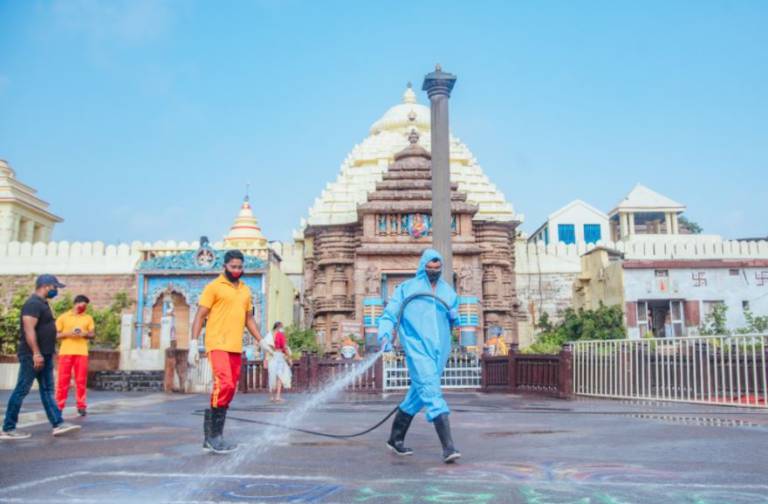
[422,64,457,99]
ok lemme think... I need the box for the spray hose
[198,292,451,439]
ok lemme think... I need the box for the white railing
[572,334,768,408]
[382,351,481,391]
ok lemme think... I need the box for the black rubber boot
[433,413,461,464]
[386,408,414,456]
[202,408,213,451]
[204,407,238,454]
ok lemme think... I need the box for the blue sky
[1,0,766,243]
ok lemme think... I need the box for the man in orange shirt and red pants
[55,295,95,416]
[189,250,262,454]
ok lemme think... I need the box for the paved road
[1,390,766,503]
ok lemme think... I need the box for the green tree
[735,308,768,334]
[679,215,703,234]
[0,288,30,354]
[90,292,133,348]
[285,325,320,356]
[522,304,626,354]
[700,303,729,336]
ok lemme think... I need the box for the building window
[729,269,740,276]
[544,227,549,245]
[583,223,602,244]
[655,270,669,278]
[557,224,576,245]
[702,300,726,318]
[742,300,750,312]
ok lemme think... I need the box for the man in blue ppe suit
[378,248,461,463]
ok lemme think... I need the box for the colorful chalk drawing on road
[354,486,496,503]
[426,461,676,484]
[3,471,768,504]
[0,472,341,504]
[518,485,768,504]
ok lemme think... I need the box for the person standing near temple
[188,250,262,454]
[55,295,95,416]
[1,275,82,440]
[263,321,292,403]
[378,249,462,464]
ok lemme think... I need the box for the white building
[608,184,688,241]
[529,199,609,246]
[0,160,62,245]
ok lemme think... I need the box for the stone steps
[89,370,164,392]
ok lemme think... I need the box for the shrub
[522,304,626,354]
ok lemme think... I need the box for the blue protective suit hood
[377,248,460,421]
[416,248,444,284]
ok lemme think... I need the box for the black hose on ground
[194,292,451,439]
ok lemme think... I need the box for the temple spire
[223,195,268,253]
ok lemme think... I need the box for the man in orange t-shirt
[55,295,95,416]
[189,250,262,454]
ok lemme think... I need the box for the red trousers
[56,355,88,410]
[209,350,242,409]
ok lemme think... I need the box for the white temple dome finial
[370,85,429,134]
[223,195,267,251]
[403,83,417,104]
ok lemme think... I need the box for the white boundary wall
[0,239,274,275]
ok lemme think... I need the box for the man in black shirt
[1,275,82,440]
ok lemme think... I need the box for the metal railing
[383,351,481,391]
[572,334,768,408]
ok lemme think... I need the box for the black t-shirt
[18,295,57,356]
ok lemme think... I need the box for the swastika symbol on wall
[756,271,768,287]
[692,272,707,287]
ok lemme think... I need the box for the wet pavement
[0,390,767,503]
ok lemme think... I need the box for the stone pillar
[628,212,636,235]
[619,212,628,238]
[665,213,673,234]
[12,214,21,241]
[120,314,134,352]
[21,219,35,243]
[671,213,679,234]
[423,65,457,286]
[0,210,14,244]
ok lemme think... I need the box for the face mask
[426,270,442,283]
[75,305,87,314]
[46,289,58,299]
[225,269,242,282]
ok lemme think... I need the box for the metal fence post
[508,345,518,393]
[374,354,384,393]
[163,348,174,393]
[559,343,574,399]
[239,352,248,393]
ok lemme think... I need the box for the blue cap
[35,274,65,289]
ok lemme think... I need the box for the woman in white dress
[261,322,292,402]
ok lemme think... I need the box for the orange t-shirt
[199,275,253,353]
[56,310,95,356]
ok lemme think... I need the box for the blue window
[544,227,550,245]
[584,223,602,244]
[558,224,576,245]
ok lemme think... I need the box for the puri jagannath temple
[288,85,524,349]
